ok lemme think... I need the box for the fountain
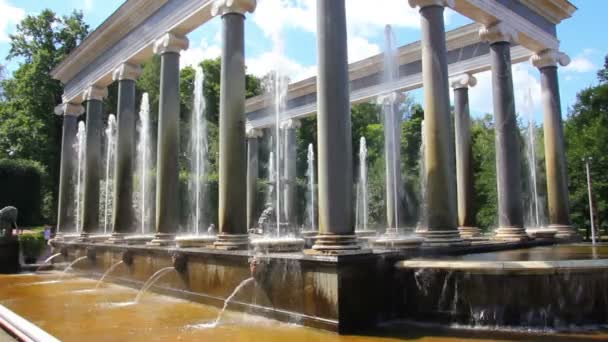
[355,137,376,241]
[521,89,554,240]
[127,93,155,245]
[94,260,123,289]
[300,144,318,247]
[73,121,86,237]
[372,25,423,250]
[177,66,216,248]
[134,267,176,303]
[102,114,117,235]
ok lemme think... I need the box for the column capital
[212,0,257,17]
[408,0,454,9]
[245,125,263,138]
[112,62,142,81]
[530,49,570,69]
[153,32,189,55]
[280,118,301,130]
[450,74,477,89]
[82,85,108,102]
[479,22,519,44]
[54,103,85,117]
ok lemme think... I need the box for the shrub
[19,231,46,263]
[0,159,46,226]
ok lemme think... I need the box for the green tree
[565,57,608,235]
[0,10,88,220]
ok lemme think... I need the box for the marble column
[312,0,359,251]
[80,85,108,240]
[410,0,465,247]
[55,103,85,235]
[149,33,189,246]
[531,49,579,241]
[480,23,528,241]
[450,74,481,238]
[246,126,262,231]
[212,0,256,250]
[107,63,141,243]
[281,119,300,230]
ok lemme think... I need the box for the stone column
[80,85,108,240]
[212,0,256,250]
[149,33,189,246]
[281,119,300,230]
[450,74,481,238]
[246,126,262,231]
[55,103,85,235]
[107,63,141,243]
[480,23,527,241]
[312,0,359,251]
[531,49,579,241]
[410,0,465,247]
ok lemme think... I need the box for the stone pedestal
[213,1,256,250]
[480,23,528,242]
[108,63,141,244]
[451,74,481,239]
[148,33,188,246]
[410,0,466,247]
[55,103,84,234]
[80,85,108,241]
[531,50,580,242]
[312,0,360,252]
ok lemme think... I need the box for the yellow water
[0,273,605,342]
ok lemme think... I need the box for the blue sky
[0,0,605,122]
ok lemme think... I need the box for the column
[80,85,108,240]
[410,0,465,247]
[312,0,359,251]
[246,126,262,231]
[212,0,256,250]
[281,119,300,230]
[450,74,481,238]
[55,103,85,236]
[107,63,141,243]
[149,33,189,246]
[480,22,527,241]
[531,49,579,240]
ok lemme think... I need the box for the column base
[105,233,130,245]
[416,229,470,247]
[493,227,531,242]
[213,234,250,250]
[147,233,176,246]
[311,234,360,252]
[76,232,91,242]
[458,226,482,239]
[550,224,582,242]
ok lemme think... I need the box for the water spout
[306,144,316,231]
[60,256,88,277]
[134,267,176,303]
[35,253,63,272]
[357,137,369,231]
[196,277,255,328]
[74,121,86,232]
[189,67,209,235]
[137,93,152,235]
[95,260,124,290]
[103,114,117,234]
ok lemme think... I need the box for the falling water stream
[95,260,124,290]
[523,88,543,228]
[190,67,209,235]
[195,277,255,329]
[103,114,117,234]
[134,267,176,303]
[74,121,86,232]
[60,256,88,278]
[306,144,316,230]
[35,253,63,272]
[357,137,369,231]
[137,93,151,235]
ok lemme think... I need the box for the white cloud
[0,0,25,42]
[247,51,316,82]
[468,64,542,120]
[564,55,595,73]
[348,35,380,63]
[180,37,222,69]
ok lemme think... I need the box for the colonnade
[54,0,578,252]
